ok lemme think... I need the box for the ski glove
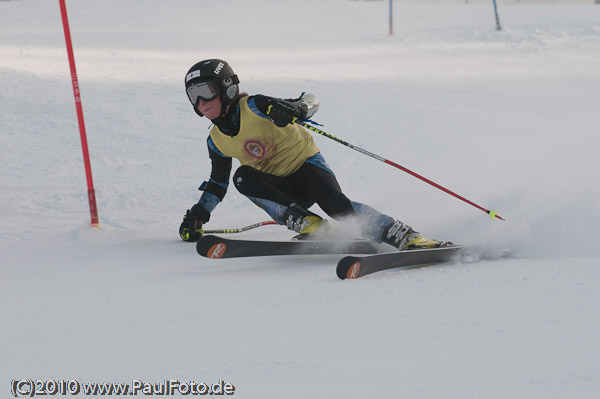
[179,204,210,242]
[266,100,308,127]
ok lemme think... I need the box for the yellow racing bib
[209,97,320,176]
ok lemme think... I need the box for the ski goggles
[186,81,221,104]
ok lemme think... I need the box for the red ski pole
[298,121,505,221]
[59,0,99,227]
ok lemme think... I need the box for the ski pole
[298,121,505,221]
[196,220,278,236]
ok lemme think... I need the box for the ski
[196,235,380,259]
[336,245,465,279]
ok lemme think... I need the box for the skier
[179,59,445,250]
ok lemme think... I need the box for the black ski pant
[232,163,355,219]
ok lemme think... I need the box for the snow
[1,0,600,397]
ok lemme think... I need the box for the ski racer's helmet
[185,59,239,117]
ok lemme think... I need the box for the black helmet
[185,59,239,117]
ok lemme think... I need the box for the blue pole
[492,0,502,31]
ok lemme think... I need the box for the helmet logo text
[214,62,225,75]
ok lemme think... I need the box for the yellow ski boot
[284,203,330,240]
[381,220,449,250]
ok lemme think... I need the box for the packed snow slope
[2,0,599,398]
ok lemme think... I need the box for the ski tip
[336,257,362,280]
[196,235,228,258]
[345,261,361,279]
[206,242,227,258]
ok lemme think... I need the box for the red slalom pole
[59,0,99,226]
[298,121,505,221]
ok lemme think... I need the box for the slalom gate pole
[197,221,278,236]
[59,0,99,227]
[389,0,393,36]
[298,121,505,221]
[492,0,502,31]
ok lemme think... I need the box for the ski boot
[381,220,449,250]
[283,203,330,240]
